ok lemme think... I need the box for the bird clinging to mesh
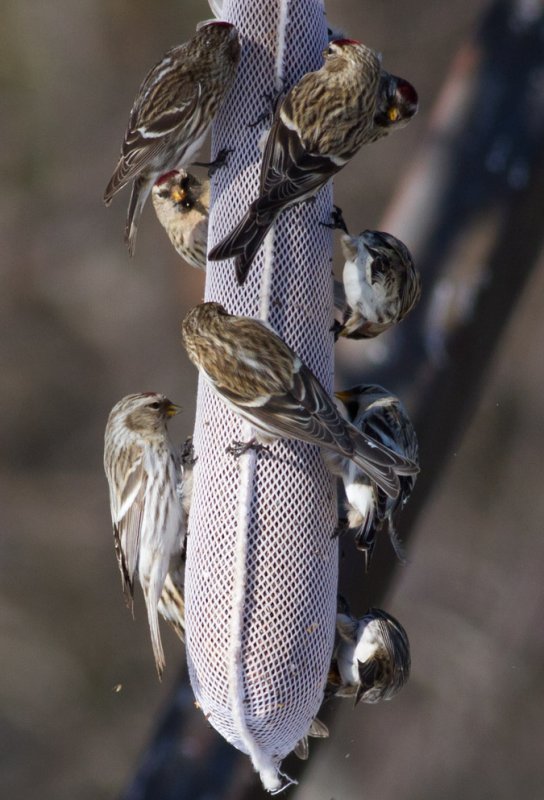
[208,39,417,283]
[181,302,418,499]
[327,600,411,704]
[103,393,189,675]
[103,21,239,256]
[331,384,419,569]
[326,210,421,339]
[152,169,209,269]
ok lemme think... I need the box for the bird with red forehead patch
[152,169,210,269]
[208,39,418,284]
[103,21,239,256]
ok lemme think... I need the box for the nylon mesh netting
[185,1,338,791]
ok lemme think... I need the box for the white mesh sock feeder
[184,0,337,791]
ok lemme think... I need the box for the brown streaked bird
[152,169,209,269]
[181,302,418,499]
[333,384,419,568]
[104,393,187,675]
[332,221,421,339]
[327,600,410,704]
[208,40,417,283]
[103,21,239,256]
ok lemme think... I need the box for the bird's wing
[104,81,200,199]
[257,100,340,214]
[110,445,147,604]
[222,359,355,453]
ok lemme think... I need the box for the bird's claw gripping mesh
[185,0,337,791]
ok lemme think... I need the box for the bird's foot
[180,437,197,467]
[330,319,344,341]
[332,517,349,539]
[193,147,232,177]
[320,205,349,233]
[226,438,271,458]
[248,82,286,128]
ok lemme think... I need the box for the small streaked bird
[152,169,209,269]
[333,384,419,568]
[327,601,410,704]
[208,40,417,283]
[104,393,188,675]
[329,211,421,338]
[156,436,196,643]
[103,21,239,255]
[293,717,329,761]
[181,302,418,499]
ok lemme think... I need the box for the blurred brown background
[2,1,543,799]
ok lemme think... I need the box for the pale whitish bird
[327,601,411,704]
[329,211,421,338]
[152,169,209,269]
[208,40,417,283]
[293,717,329,761]
[103,21,239,256]
[333,384,419,569]
[104,393,188,675]
[156,436,196,643]
[181,302,418,499]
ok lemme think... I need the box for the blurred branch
[121,1,544,798]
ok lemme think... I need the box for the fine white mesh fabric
[185,1,337,791]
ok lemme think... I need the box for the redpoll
[208,40,417,283]
[181,303,418,499]
[334,385,418,568]
[328,602,410,704]
[156,437,196,643]
[293,717,329,761]
[103,21,239,256]
[104,393,187,675]
[328,211,421,338]
[152,170,209,269]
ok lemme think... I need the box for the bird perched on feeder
[208,40,417,283]
[332,384,419,568]
[103,21,239,255]
[152,170,209,269]
[181,302,418,499]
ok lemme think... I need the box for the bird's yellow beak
[334,389,352,403]
[387,106,400,122]
[166,403,182,418]
[171,187,186,204]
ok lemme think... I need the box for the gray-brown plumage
[181,303,418,499]
[335,227,421,338]
[103,21,239,256]
[327,601,410,704]
[333,385,419,568]
[104,393,188,675]
[152,169,209,269]
[208,40,417,283]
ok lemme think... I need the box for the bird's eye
[183,198,194,209]
[327,46,334,55]
[148,401,161,409]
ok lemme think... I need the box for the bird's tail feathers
[208,203,276,284]
[386,518,407,564]
[144,566,167,678]
[158,572,185,642]
[124,176,152,257]
[351,431,418,500]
